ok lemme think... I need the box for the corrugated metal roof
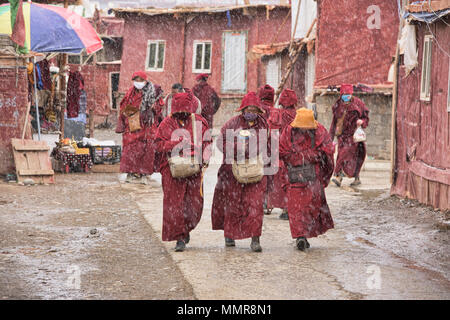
[111,4,290,16]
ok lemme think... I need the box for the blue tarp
[404,3,450,23]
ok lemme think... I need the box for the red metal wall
[315,0,399,87]
[392,20,450,210]
[118,7,291,96]
[0,59,31,175]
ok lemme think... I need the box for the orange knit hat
[290,108,318,129]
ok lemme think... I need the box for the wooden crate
[11,139,55,184]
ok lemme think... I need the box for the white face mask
[134,81,146,90]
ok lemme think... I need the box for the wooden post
[274,18,316,106]
[180,17,187,86]
[89,108,94,138]
[390,13,405,184]
[59,0,69,141]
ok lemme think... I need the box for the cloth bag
[287,163,316,184]
[169,114,201,179]
[353,126,366,143]
[232,156,264,184]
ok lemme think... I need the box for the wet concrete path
[129,162,450,300]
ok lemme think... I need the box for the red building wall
[315,0,399,87]
[392,19,450,210]
[118,7,291,96]
[68,63,121,119]
[0,58,31,175]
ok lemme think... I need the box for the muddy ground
[0,157,449,299]
[0,173,195,300]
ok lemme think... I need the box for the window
[193,41,212,73]
[68,52,93,65]
[420,35,432,101]
[146,40,165,71]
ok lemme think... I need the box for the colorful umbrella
[0,2,102,54]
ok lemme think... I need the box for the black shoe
[279,211,289,220]
[184,234,190,244]
[350,177,361,186]
[250,237,262,252]
[225,237,235,247]
[175,240,186,252]
[296,237,307,251]
[305,238,310,248]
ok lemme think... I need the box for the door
[266,56,281,91]
[110,72,120,110]
[222,31,247,93]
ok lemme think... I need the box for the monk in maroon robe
[329,84,369,187]
[116,71,163,183]
[212,92,269,252]
[155,92,211,252]
[266,89,298,220]
[192,74,221,129]
[258,84,275,120]
[279,108,335,251]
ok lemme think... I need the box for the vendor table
[51,148,93,173]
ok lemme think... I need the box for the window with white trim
[420,35,432,101]
[193,41,212,73]
[146,40,165,71]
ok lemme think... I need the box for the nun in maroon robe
[258,84,275,120]
[115,71,163,182]
[192,73,221,129]
[155,92,211,252]
[279,108,335,251]
[211,92,269,252]
[329,84,369,187]
[266,89,298,219]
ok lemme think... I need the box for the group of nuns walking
[116,71,369,252]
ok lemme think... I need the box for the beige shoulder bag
[168,114,201,179]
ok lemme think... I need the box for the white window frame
[145,40,165,72]
[192,40,212,73]
[420,35,432,102]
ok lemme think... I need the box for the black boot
[250,237,262,252]
[350,176,361,186]
[184,233,190,244]
[225,237,235,247]
[296,237,308,251]
[175,240,186,252]
[279,210,289,220]
[332,172,343,187]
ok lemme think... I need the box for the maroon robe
[260,100,274,120]
[155,114,211,242]
[192,82,221,129]
[266,107,297,210]
[211,114,269,240]
[329,97,369,178]
[279,123,335,238]
[67,71,84,118]
[116,86,160,174]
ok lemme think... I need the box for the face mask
[243,112,258,122]
[341,94,352,102]
[134,81,146,90]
